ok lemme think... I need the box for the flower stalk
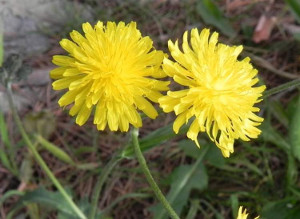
[6,83,87,219]
[132,128,180,219]
[262,78,300,99]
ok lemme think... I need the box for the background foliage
[0,0,300,218]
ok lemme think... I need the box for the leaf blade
[285,0,300,23]
[150,147,209,219]
[289,95,300,161]
[196,0,236,37]
[16,187,78,217]
[36,135,75,165]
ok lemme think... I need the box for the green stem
[263,79,300,99]
[89,155,122,219]
[132,128,180,219]
[6,84,87,219]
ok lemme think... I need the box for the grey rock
[0,0,93,57]
[0,0,93,112]
[25,67,52,86]
[0,91,31,113]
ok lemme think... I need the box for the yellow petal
[52,55,75,66]
[187,119,200,147]
[76,104,92,126]
[135,96,158,119]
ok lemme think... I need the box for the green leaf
[36,135,75,165]
[230,195,239,219]
[150,148,208,219]
[26,203,40,219]
[231,159,264,176]
[0,190,24,206]
[202,142,225,168]
[286,95,299,122]
[287,153,298,186]
[292,32,300,41]
[285,0,300,23]
[261,199,300,219]
[20,154,33,184]
[289,95,300,161]
[0,148,12,173]
[186,199,200,219]
[0,110,11,148]
[24,111,56,139]
[196,0,235,37]
[0,111,18,175]
[178,139,225,168]
[16,187,79,218]
[75,163,99,170]
[58,197,99,219]
[260,121,290,151]
[74,146,96,156]
[178,139,201,159]
[268,100,289,128]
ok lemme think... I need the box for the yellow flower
[237,206,259,219]
[159,28,265,157]
[50,21,169,132]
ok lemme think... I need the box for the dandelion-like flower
[50,21,169,131]
[159,28,265,157]
[237,206,259,219]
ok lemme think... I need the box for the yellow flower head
[50,21,169,132]
[237,206,259,219]
[159,28,266,157]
